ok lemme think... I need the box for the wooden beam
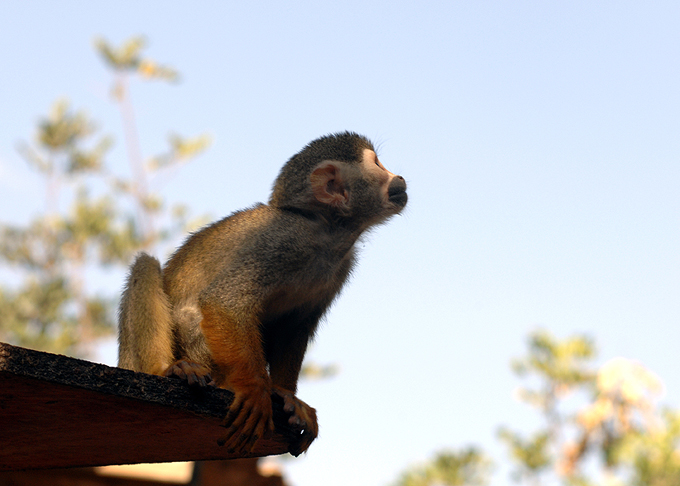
[0,342,295,471]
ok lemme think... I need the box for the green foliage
[499,331,674,485]
[17,99,111,176]
[0,37,209,356]
[0,276,76,353]
[148,133,213,171]
[394,331,680,486]
[394,448,494,486]
[497,429,552,479]
[500,331,597,484]
[618,410,680,486]
[94,36,179,82]
[511,330,596,411]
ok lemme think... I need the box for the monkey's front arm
[198,297,274,453]
[198,287,319,455]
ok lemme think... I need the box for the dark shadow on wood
[0,342,294,472]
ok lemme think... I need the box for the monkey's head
[270,132,407,229]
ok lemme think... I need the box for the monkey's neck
[279,205,365,252]
[278,206,318,220]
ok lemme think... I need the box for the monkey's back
[162,205,268,303]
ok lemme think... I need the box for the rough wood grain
[0,342,294,471]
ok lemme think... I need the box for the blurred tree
[393,448,494,486]
[0,36,210,357]
[499,331,672,486]
[498,330,598,485]
[394,330,680,486]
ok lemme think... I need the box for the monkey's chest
[256,237,355,317]
[264,275,342,317]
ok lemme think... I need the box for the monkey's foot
[162,360,214,387]
[272,386,318,456]
[218,384,275,453]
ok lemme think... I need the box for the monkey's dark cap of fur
[298,132,375,162]
[269,132,375,209]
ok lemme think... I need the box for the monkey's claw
[272,386,318,456]
[163,360,214,387]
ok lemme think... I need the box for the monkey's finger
[225,408,249,435]
[222,412,260,453]
[163,364,186,380]
[222,415,244,434]
[219,431,247,453]
[230,404,272,453]
[244,433,259,452]
[238,406,265,449]
[222,395,246,428]
[277,389,310,421]
[220,401,253,451]
[219,419,248,452]
[189,371,211,387]
[267,412,275,436]
[288,414,306,428]
[227,431,252,454]
[184,367,202,387]
[282,396,312,430]
[280,392,298,413]
[186,362,212,387]
[163,360,213,387]
[245,411,273,452]
[186,371,199,386]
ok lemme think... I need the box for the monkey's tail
[117,252,174,376]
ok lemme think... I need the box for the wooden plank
[0,342,294,471]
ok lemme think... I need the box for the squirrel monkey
[118,132,407,456]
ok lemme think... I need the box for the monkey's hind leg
[118,253,174,376]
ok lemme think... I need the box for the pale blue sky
[1,2,679,485]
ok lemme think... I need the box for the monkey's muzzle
[388,176,408,208]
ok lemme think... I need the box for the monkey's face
[309,149,407,227]
[359,149,408,214]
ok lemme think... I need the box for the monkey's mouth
[389,190,408,208]
[388,178,408,208]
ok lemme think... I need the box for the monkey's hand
[162,360,214,387]
[272,386,318,456]
[218,384,275,454]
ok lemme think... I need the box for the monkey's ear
[310,162,349,207]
